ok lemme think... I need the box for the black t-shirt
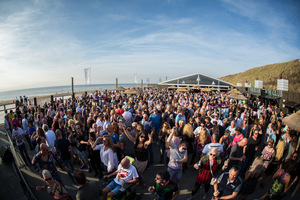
[133,115,143,123]
[245,137,260,158]
[155,180,178,200]
[54,138,71,160]
[162,111,175,128]
[230,143,244,167]
[76,134,87,152]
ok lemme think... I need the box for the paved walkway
[0,125,299,200]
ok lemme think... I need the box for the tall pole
[116,78,118,88]
[141,79,143,89]
[71,77,74,100]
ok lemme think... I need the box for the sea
[0,83,137,102]
[0,83,139,122]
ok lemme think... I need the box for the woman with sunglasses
[122,123,152,185]
[92,135,118,174]
[190,147,221,199]
[260,138,276,187]
[36,169,70,199]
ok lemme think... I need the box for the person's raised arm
[91,137,102,150]
[122,126,135,143]
[166,127,176,149]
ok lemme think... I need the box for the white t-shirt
[122,111,133,126]
[114,164,139,185]
[46,130,56,152]
[168,144,187,170]
[202,142,224,155]
[96,119,104,130]
[94,144,118,172]
[12,127,24,146]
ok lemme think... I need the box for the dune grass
[220,59,300,92]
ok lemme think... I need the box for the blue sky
[0,0,299,91]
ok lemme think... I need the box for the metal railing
[1,127,37,200]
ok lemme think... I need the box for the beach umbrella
[201,88,211,92]
[168,85,177,89]
[283,111,300,132]
[226,92,247,100]
[210,87,217,91]
[177,88,188,92]
[228,88,240,94]
[192,85,201,88]
[112,87,125,91]
[124,89,139,95]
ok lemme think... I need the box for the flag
[84,67,91,84]
[134,74,138,84]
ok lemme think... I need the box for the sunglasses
[155,177,162,181]
[209,153,216,157]
[140,136,145,138]
[180,146,186,150]
[44,177,52,181]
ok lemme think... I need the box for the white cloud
[0,0,299,92]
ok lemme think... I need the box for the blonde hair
[248,157,264,178]
[183,123,194,138]
[162,122,171,132]
[103,135,114,150]
[199,128,208,144]
[209,147,219,156]
[179,120,185,127]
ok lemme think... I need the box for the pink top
[231,134,243,148]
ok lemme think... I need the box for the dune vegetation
[220,59,300,92]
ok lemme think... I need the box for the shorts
[167,167,182,181]
[107,180,122,196]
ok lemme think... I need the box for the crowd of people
[3,88,300,200]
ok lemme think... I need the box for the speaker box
[0,145,13,162]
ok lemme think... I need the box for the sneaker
[202,193,207,199]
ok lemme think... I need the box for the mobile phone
[119,187,126,192]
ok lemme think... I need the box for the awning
[283,100,300,108]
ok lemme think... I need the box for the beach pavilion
[157,73,235,91]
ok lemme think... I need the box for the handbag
[209,158,217,185]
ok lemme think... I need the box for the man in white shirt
[211,113,223,126]
[122,107,133,127]
[12,123,31,165]
[202,134,224,157]
[102,157,139,200]
[43,124,56,152]
[194,120,210,137]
